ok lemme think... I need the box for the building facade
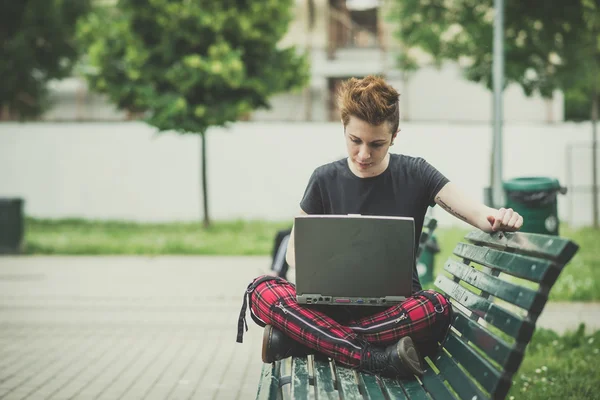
[42,0,564,123]
[252,0,564,123]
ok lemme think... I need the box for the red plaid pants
[241,275,451,368]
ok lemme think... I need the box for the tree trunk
[592,91,598,229]
[201,132,210,228]
[545,96,554,124]
[401,71,410,121]
[1,104,10,121]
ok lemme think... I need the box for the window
[328,0,380,55]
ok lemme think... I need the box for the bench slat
[444,333,506,394]
[292,357,311,399]
[358,373,386,399]
[453,242,558,283]
[424,217,437,231]
[432,352,487,400]
[379,377,409,399]
[451,310,517,370]
[417,217,437,258]
[435,275,532,339]
[398,378,429,399]
[313,359,338,399]
[444,259,544,312]
[334,366,362,400]
[256,363,281,400]
[465,230,578,264]
[420,369,458,400]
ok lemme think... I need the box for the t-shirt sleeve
[300,168,325,214]
[417,158,450,207]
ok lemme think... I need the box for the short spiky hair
[337,75,400,134]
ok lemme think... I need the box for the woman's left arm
[434,182,524,233]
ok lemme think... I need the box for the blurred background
[0,0,598,226]
[1,0,599,294]
[1,0,598,231]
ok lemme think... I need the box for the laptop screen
[294,215,415,298]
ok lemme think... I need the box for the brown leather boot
[359,336,425,378]
[262,325,313,363]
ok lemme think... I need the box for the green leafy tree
[0,0,92,120]
[388,0,595,98]
[557,0,599,118]
[77,0,309,227]
[389,0,599,226]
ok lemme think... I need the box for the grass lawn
[22,218,600,301]
[23,218,291,256]
[507,324,600,399]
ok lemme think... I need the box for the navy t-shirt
[299,153,449,294]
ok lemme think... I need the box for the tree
[77,0,309,227]
[562,0,599,227]
[389,0,595,96]
[388,0,600,226]
[0,0,92,120]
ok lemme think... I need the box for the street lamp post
[492,0,505,209]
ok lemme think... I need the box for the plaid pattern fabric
[248,275,450,368]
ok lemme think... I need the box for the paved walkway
[0,256,598,400]
[0,256,267,400]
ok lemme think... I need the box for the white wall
[0,121,597,227]
[392,63,564,123]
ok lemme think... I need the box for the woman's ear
[391,130,399,145]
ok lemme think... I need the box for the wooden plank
[444,259,545,312]
[313,359,338,399]
[420,369,458,400]
[256,363,281,400]
[452,242,558,283]
[356,373,385,400]
[378,377,409,400]
[450,310,518,371]
[280,357,293,399]
[435,275,533,339]
[332,365,362,400]
[465,230,579,264]
[308,354,316,386]
[417,218,437,258]
[451,310,526,373]
[291,357,311,399]
[444,334,505,394]
[398,378,429,400]
[431,352,488,400]
[425,217,438,231]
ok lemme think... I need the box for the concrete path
[536,302,600,334]
[0,256,598,400]
[0,256,267,400]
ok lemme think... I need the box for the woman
[237,75,523,378]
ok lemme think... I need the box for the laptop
[294,214,415,307]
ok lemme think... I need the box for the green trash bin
[502,177,566,235]
[0,198,24,253]
[417,235,440,286]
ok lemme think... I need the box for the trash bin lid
[0,198,23,206]
[503,177,560,192]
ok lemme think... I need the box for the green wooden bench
[256,229,579,400]
[416,216,437,260]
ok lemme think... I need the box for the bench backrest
[431,230,579,400]
[416,216,437,259]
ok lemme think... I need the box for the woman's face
[344,115,397,176]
